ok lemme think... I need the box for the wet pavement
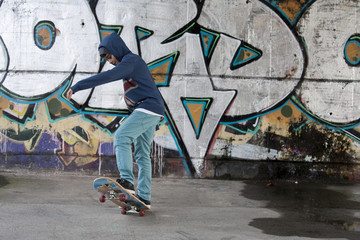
[0,171,360,240]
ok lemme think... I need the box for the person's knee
[136,157,151,169]
[114,132,132,147]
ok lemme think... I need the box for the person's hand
[66,89,73,100]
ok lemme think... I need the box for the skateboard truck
[121,207,146,217]
[109,190,117,200]
[99,191,127,203]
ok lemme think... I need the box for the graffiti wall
[0,0,359,180]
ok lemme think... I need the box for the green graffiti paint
[60,108,70,117]
[4,128,41,141]
[281,105,293,118]
[48,98,62,115]
[72,126,89,142]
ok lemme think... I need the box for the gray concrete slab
[0,171,360,240]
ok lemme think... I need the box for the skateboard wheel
[99,195,106,203]
[121,208,127,215]
[139,209,146,217]
[119,194,126,202]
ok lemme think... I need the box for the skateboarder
[66,33,164,208]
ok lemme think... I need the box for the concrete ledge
[208,159,360,183]
[1,154,360,183]
[0,154,189,178]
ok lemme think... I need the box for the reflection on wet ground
[242,181,360,239]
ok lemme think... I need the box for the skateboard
[93,177,150,216]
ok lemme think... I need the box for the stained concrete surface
[0,171,360,240]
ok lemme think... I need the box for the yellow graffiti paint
[0,97,10,117]
[278,0,304,23]
[261,101,307,137]
[346,42,360,64]
[185,102,203,132]
[150,61,171,85]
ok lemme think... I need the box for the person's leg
[113,111,151,184]
[134,128,155,201]
[134,114,161,202]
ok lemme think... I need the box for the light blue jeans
[114,110,161,201]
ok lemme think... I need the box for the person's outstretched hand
[66,89,73,100]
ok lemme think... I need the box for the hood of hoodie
[98,33,131,62]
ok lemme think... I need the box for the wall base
[1,155,359,183]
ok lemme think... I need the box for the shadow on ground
[0,175,9,188]
[242,181,360,239]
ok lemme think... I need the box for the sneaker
[136,194,151,209]
[116,178,135,195]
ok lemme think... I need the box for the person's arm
[69,55,136,96]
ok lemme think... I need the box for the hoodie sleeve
[71,55,136,93]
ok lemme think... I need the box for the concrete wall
[0,0,359,181]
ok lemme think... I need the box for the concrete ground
[0,171,360,240]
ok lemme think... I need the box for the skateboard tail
[93,177,116,190]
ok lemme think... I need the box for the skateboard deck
[93,177,150,216]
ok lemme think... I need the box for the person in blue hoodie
[66,33,164,208]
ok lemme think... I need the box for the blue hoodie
[71,33,164,116]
